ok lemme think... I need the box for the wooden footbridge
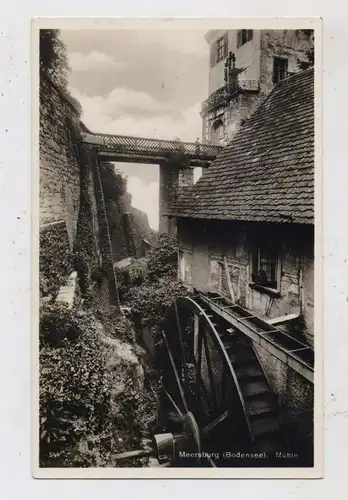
[81,131,223,167]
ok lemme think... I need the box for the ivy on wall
[73,153,99,296]
[40,222,73,299]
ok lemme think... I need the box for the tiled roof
[168,68,314,224]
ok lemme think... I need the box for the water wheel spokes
[161,329,189,414]
[160,295,253,466]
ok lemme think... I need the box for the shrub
[115,259,148,302]
[39,306,112,466]
[296,29,314,70]
[40,29,69,90]
[40,223,73,298]
[146,232,178,281]
[39,302,160,467]
[127,277,194,361]
[94,306,137,344]
[100,163,127,203]
[40,302,80,347]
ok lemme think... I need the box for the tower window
[237,30,253,48]
[211,119,225,145]
[273,57,289,83]
[210,33,228,68]
[216,36,226,62]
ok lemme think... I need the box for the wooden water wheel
[156,296,253,467]
[156,294,287,467]
[115,294,287,467]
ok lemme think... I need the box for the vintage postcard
[32,17,323,479]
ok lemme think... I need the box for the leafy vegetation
[146,232,178,281]
[39,302,160,467]
[100,163,128,203]
[40,29,82,116]
[296,29,314,70]
[40,223,73,299]
[40,29,70,90]
[125,232,193,350]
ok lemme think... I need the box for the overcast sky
[61,29,209,229]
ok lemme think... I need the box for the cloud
[68,51,128,71]
[62,30,208,113]
[69,86,202,142]
[135,30,207,56]
[127,176,159,230]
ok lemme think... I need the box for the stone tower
[201,29,314,145]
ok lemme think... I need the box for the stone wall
[159,153,194,234]
[259,29,314,95]
[39,77,119,310]
[254,343,313,464]
[203,92,263,145]
[39,77,82,249]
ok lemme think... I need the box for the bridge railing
[82,132,223,159]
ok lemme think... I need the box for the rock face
[106,194,153,263]
[131,206,152,258]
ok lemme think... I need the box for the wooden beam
[203,299,313,382]
[223,256,235,302]
[267,313,300,326]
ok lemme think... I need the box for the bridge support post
[159,161,194,234]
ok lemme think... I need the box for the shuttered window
[210,33,228,67]
[250,247,281,291]
[272,57,289,84]
[237,29,253,48]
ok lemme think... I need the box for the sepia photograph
[33,19,322,478]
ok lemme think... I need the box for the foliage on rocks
[73,161,98,296]
[40,30,82,117]
[115,259,148,302]
[100,163,128,203]
[146,232,178,281]
[126,232,193,351]
[39,302,160,467]
[94,306,137,345]
[40,223,73,299]
[128,278,190,333]
[40,29,69,90]
[296,29,314,70]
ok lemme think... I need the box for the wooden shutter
[237,30,243,48]
[223,32,228,58]
[210,40,217,68]
[272,58,278,83]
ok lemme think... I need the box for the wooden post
[194,313,199,360]
[223,255,235,302]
